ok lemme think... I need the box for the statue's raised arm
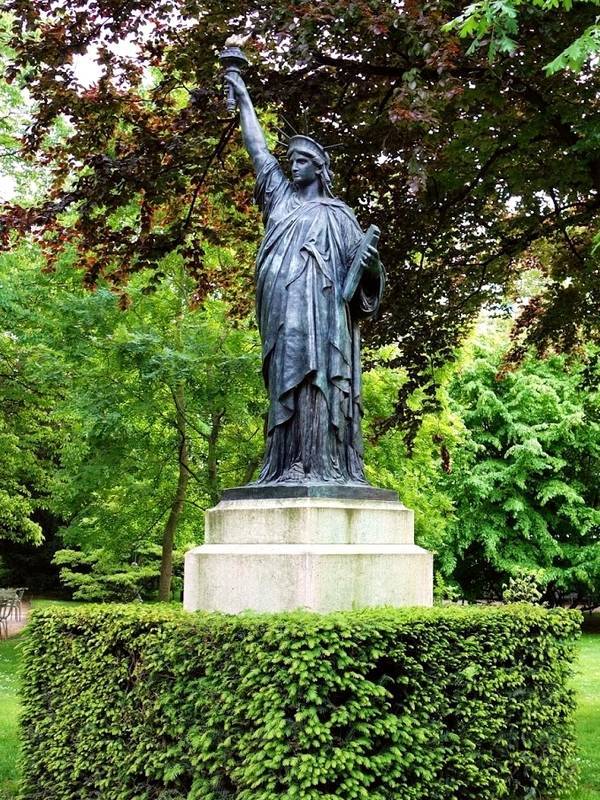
[224,72,270,174]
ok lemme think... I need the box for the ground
[0,637,20,800]
[571,630,600,800]
[0,604,599,799]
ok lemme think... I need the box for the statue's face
[288,151,319,188]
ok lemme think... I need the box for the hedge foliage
[20,605,580,800]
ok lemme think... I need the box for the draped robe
[254,155,384,484]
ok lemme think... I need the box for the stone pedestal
[184,496,433,613]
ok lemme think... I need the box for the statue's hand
[362,243,380,274]
[224,71,249,100]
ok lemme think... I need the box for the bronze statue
[224,67,385,487]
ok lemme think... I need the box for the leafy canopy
[443,0,600,73]
[0,238,264,595]
[1,1,599,427]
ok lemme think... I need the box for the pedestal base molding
[184,496,433,613]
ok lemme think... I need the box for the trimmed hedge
[20,605,579,800]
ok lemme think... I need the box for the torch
[219,36,249,114]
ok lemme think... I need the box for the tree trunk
[206,410,224,507]
[158,384,189,602]
[243,455,261,485]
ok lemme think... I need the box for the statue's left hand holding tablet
[362,243,381,275]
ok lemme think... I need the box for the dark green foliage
[20,604,580,800]
[445,338,600,606]
[0,519,64,595]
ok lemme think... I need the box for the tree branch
[183,117,238,231]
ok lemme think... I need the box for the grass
[570,632,600,800]
[0,613,598,799]
[0,637,21,800]
[0,599,87,799]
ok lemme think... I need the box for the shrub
[502,574,546,605]
[20,604,580,800]
[52,545,185,602]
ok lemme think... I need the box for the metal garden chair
[0,597,16,639]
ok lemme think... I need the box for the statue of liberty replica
[183,47,432,613]
[224,62,385,488]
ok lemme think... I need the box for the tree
[0,241,265,600]
[362,344,461,571]
[53,275,265,600]
[0,246,64,546]
[0,330,55,546]
[1,1,598,435]
[444,327,600,606]
[443,0,600,73]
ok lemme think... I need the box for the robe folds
[254,155,385,484]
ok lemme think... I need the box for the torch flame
[224,34,250,48]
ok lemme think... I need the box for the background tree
[0,240,264,600]
[444,0,600,72]
[445,326,600,606]
[362,344,461,571]
[1,1,598,437]
[0,242,66,547]
[0,303,58,547]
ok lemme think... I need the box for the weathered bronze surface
[219,43,249,113]
[222,484,398,502]
[224,67,385,489]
